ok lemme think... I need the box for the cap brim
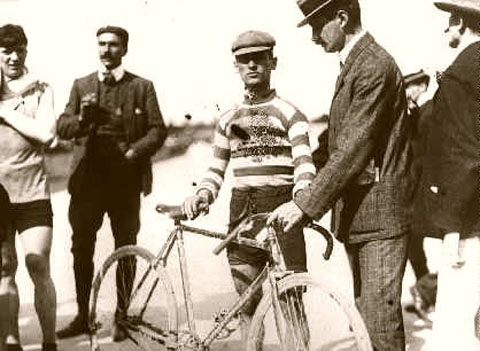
[435,2,459,12]
[233,46,272,56]
[434,2,480,17]
[404,73,430,86]
[297,0,335,27]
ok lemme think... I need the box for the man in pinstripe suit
[268,0,412,349]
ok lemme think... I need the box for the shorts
[0,184,10,243]
[10,199,53,234]
[227,184,307,272]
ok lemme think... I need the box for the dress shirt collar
[98,64,125,82]
[338,29,367,66]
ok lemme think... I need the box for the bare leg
[230,263,263,349]
[0,234,20,346]
[19,226,57,344]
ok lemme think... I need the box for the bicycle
[88,204,373,351]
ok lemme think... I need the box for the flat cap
[231,31,275,56]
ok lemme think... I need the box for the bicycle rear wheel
[89,245,178,351]
[247,272,372,351]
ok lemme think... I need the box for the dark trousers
[407,233,429,280]
[346,234,408,351]
[69,184,140,318]
[226,185,307,315]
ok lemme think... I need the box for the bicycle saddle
[155,203,187,221]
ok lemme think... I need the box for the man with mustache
[268,0,412,349]
[56,25,167,340]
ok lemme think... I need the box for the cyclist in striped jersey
[182,30,316,347]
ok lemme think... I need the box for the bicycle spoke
[247,273,372,351]
[89,246,178,351]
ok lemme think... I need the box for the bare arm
[0,85,56,145]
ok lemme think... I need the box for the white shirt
[98,64,125,82]
[338,29,367,66]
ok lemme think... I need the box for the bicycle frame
[123,208,334,350]
[129,217,280,349]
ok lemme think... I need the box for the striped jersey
[196,89,315,200]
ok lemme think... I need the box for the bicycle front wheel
[89,245,178,351]
[247,272,372,351]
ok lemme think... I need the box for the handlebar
[306,223,333,260]
[212,213,268,255]
[156,203,334,261]
[213,216,334,261]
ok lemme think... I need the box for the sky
[0,0,455,125]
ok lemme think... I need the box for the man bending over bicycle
[182,30,316,348]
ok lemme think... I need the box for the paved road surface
[11,143,438,350]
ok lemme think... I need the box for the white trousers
[427,233,480,351]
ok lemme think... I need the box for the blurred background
[0,0,455,126]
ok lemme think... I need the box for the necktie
[102,71,115,86]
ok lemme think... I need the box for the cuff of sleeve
[195,188,214,204]
[294,187,328,221]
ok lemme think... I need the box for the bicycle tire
[89,245,178,351]
[246,272,372,351]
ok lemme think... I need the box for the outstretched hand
[266,200,308,232]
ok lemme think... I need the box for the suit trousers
[346,234,408,351]
[68,180,141,318]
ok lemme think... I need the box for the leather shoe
[56,315,89,339]
[6,344,23,351]
[111,320,128,342]
[41,343,57,351]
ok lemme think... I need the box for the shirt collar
[243,88,276,105]
[456,36,480,55]
[98,64,125,82]
[338,29,367,66]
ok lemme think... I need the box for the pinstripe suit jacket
[295,33,413,243]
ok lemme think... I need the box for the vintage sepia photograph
[0,0,478,350]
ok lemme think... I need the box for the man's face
[97,32,126,70]
[234,51,276,88]
[309,13,346,53]
[445,13,462,48]
[0,44,27,80]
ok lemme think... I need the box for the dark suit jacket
[295,33,412,243]
[420,41,480,236]
[57,71,167,195]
